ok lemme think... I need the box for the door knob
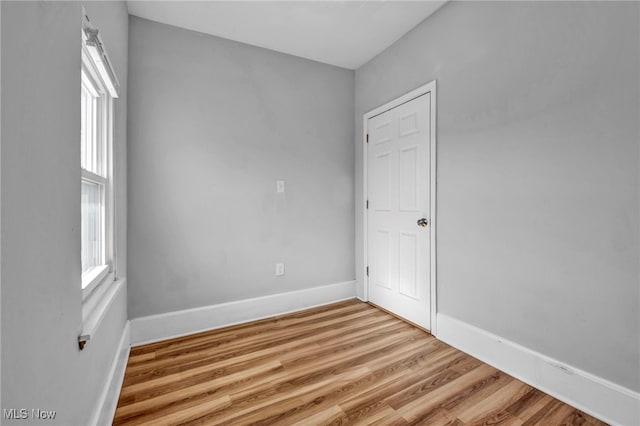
[417,218,428,227]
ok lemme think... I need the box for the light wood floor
[115,300,607,425]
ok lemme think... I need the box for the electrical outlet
[276,180,285,193]
[275,263,285,276]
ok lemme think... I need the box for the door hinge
[366,266,369,277]
[366,134,369,143]
[366,199,369,209]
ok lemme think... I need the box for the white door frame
[362,80,437,335]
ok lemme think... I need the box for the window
[81,19,118,296]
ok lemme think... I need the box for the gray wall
[127,17,354,318]
[0,0,3,412]
[1,1,128,424]
[355,1,639,392]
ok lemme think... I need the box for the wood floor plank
[124,395,231,426]
[115,300,608,426]
[560,410,605,426]
[272,340,436,425]
[404,407,462,426]
[290,405,345,426]
[443,371,515,419]
[255,342,435,425]
[114,361,282,423]
[125,310,391,381]
[128,300,362,355]
[194,367,373,425]
[347,404,407,426]
[521,399,577,426]
[456,380,531,424]
[154,306,378,360]
[507,390,555,422]
[394,364,499,422]
[128,300,370,361]
[122,316,401,397]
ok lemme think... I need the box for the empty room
[1,0,639,425]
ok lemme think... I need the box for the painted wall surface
[355,1,639,392]
[0,0,3,413]
[127,17,354,318]
[1,1,128,424]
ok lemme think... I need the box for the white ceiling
[126,1,446,69]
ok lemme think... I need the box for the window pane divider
[82,168,107,185]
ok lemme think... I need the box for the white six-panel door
[367,93,431,330]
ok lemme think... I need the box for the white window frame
[81,34,115,301]
[78,10,123,350]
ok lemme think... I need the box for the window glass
[81,179,103,278]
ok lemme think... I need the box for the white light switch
[275,263,285,276]
[276,180,285,193]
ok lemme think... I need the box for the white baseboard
[130,281,357,346]
[90,320,131,426]
[437,314,640,426]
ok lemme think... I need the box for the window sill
[79,276,126,350]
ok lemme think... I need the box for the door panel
[367,93,431,329]
[399,146,419,211]
[374,230,391,289]
[373,152,391,211]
